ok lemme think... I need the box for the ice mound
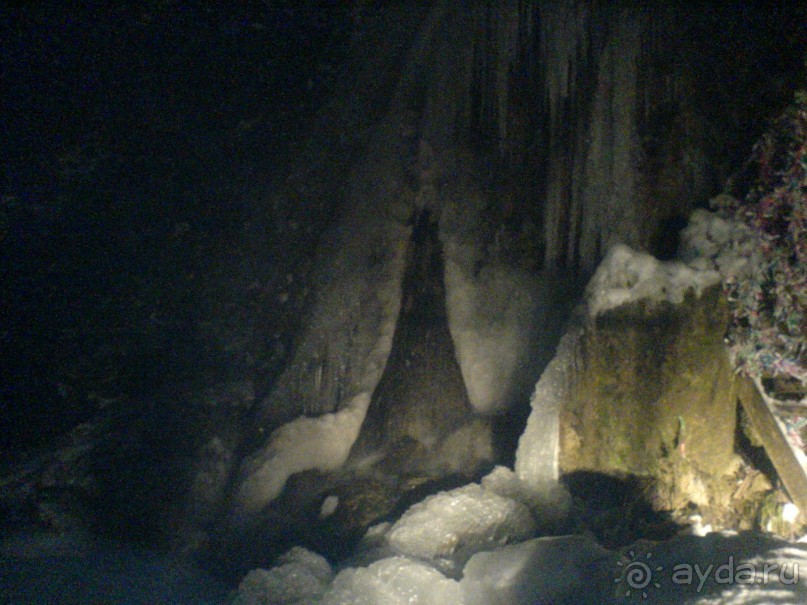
[460,534,614,605]
[320,556,462,605]
[234,547,333,605]
[385,483,536,564]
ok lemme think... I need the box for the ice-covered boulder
[234,547,333,605]
[320,556,462,605]
[385,482,536,565]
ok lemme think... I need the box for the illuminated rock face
[514,239,745,520]
[559,285,736,478]
[539,284,739,525]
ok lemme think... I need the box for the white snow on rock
[234,547,333,605]
[460,534,615,605]
[319,556,462,605]
[586,206,763,319]
[234,393,371,514]
[585,243,721,318]
[385,482,536,564]
[679,207,762,279]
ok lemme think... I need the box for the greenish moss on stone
[560,285,736,478]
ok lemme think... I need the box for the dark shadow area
[0,529,232,605]
[650,214,689,261]
[735,401,779,485]
[562,471,684,549]
[0,1,353,453]
[491,406,533,469]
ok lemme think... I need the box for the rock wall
[219,0,798,530]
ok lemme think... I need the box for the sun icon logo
[615,550,663,599]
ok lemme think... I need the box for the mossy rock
[560,285,736,479]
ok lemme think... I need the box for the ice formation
[443,257,543,414]
[586,208,761,319]
[481,465,571,532]
[234,547,333,605]
[234,393,371,514]
[233,208,797,605]
[585,243,721,317]
[678,207,761,278]
[384,482,536,565]
[320,557,462,605]
[514,325,580,487]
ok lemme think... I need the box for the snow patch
[616,532,807,604]
[460,534,614,605]
[586,209,763,319]
[679,208,761,278]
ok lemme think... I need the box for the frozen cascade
[238,209,807,603]
[234,393,372,515]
